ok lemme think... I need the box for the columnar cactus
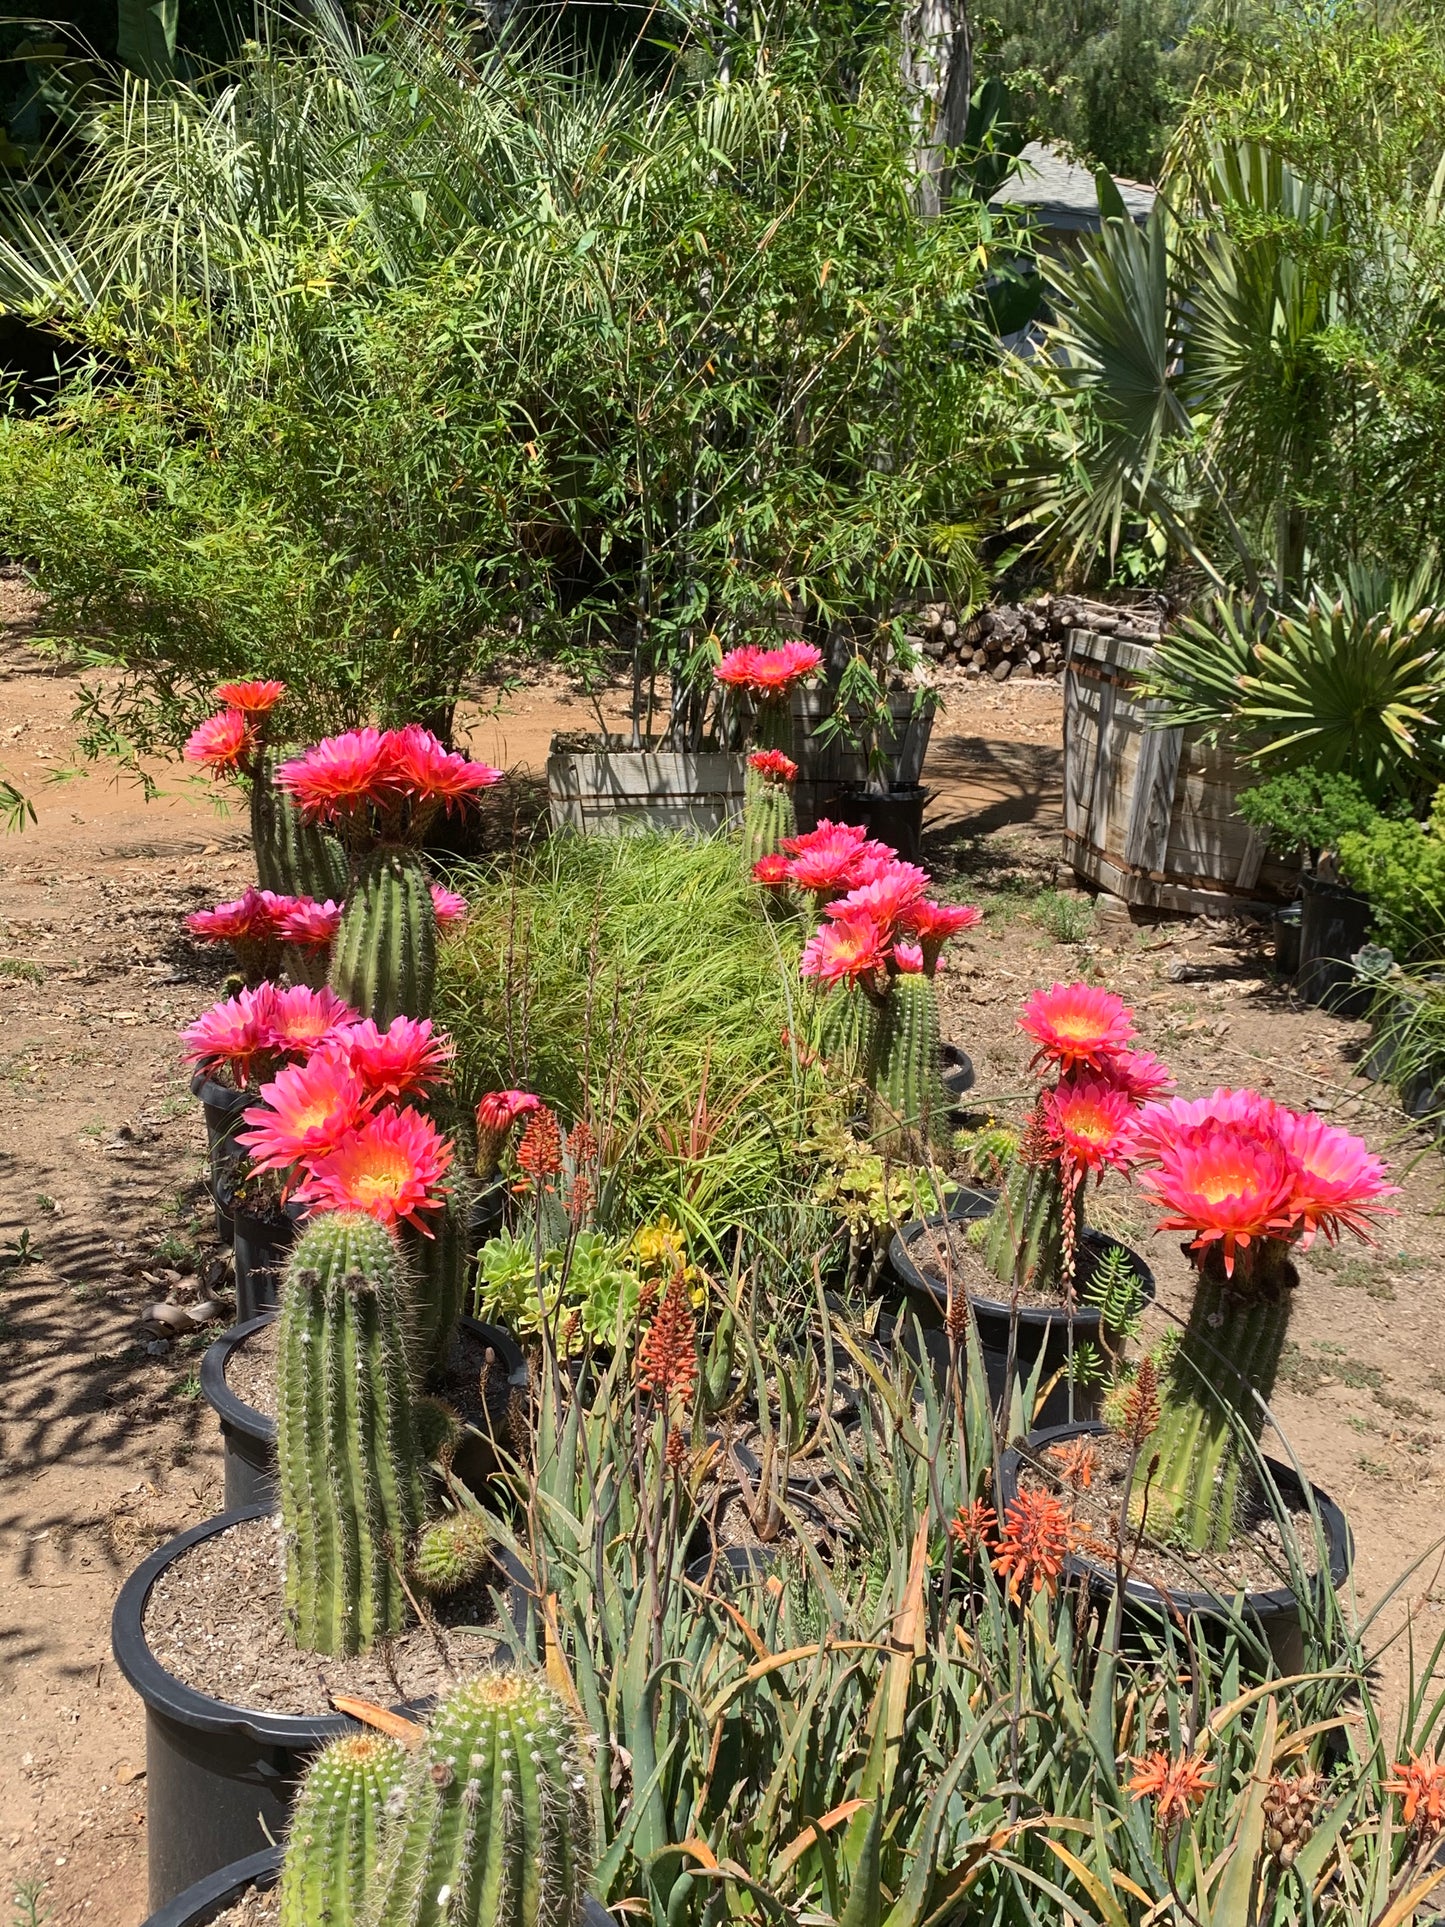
[868,972,950,1156]
[742,751,798,872]
[277,1210,427,1655]
[280,1732,409,1927]
[374,1674,596,1927]
[404,1179,471,1378]
[330,843,437,1026]
[251,746,348,902]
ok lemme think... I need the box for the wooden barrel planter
[547,684,937,837]
[1062,627,1290,915]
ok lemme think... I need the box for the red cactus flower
[826,863,932,932]
[276,729,396,823]
[515,1104,564,1188]
[342,1015,452,1102]
[212,679,286,715]
[1040,1071,1140,1177]
[475,1089,541,1175]
[991,1490,1075,1602]
[1273,1107,1396,1246]
[237,1050,369,1173]
[638,1269,698,1403]
[1129,1751,1213,1827]
[187,888,285,945]
[752,854,791,890]
[1385,1749,1445,1836]
[1020,982,1136,1073]
[295,1104,451,1230]
[714,641,823,698]
[1135,1087,1279,1158]
[947,1498,996,1555]
[184,709,256,776]
[901,898,982,972]
[848,841,908,885]
[273,896,344,949]
[1136,1119,1298,1275]
[181,985,281,1087]
[800,912,889,989]
[387,725,501,810]
[893,941,925,973]
[747,749,799,782]
[782,818,868,860]
[267,984,359,1059]
[1099,1047,1174,1105]
[430,883,469,929]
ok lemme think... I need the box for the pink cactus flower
[714,641,823,698]
[752,854,791,889]
[1274,1107,1397,1245]
[892,941,925,974]
[475,1089,542,1175]
[800,911,888,989]
[295,1107,452,1230]
[266,984,358,1058]
[1135,1087,1280,1160]
[181,985,281,1087]
[184,709,256,776]
[237,1051,369,1174]
[186,888,285,944]
[341,1015,452,1102]
[1041,1072,1140,1177]
[430,883,469,929]
[825,863,932,934]
[212,679,286,715]
[275,728,395,823]
[1136,1120,1299,1275]
[273,896,344,949]
[1020,981,1137,1073]
[899,898,982,971]
[1099,1047,1174,1106]
[387,726,501,809]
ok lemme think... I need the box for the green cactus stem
[329,842,436,1026]
[374,1673,596,1927]
[1143,1250,1297,1553]
[748,693,796,758]
[742,773,796,871]
[411,1511,493,1595]
[251,746,348,901]
[277,1210,427,1655]
[868,973,950,1158]
[280,1731,409,1927]
[404,1178,472,1380]
[978,1153,1065,1298]
[813,983,876,1088]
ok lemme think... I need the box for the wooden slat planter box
[1062,627,1290,915]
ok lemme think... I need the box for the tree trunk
[900,0,973,216]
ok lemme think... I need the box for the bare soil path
[0,581,1438,1926]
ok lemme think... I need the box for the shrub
[1338,786,1445,961]
[1238,768,1381,866]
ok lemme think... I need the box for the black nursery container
[190,1072,250,1245]
[1298,873,1373,1016]
[998,1420,1353,1674]
[832,784,930,862]
[887,1188,1154,1427]
[200,1315,279,1511]
[114,1506,536,1910]
[225,1194,306,1323]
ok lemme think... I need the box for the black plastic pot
[465,1177,510,1258]
[832,784,930,862]
[200,1314,527,1512]
[142,1848,618,1927]
[114,1504,536,1910]
[226,1195,306,1323]
[1298,874,1372,1016]
[940,1043,975,1099]
[200,1315,279,1512]
[887,1188,1155,1428]
[190,1072,250,1245]
[999,1420,1353,1674]
[1271,901,1302,979]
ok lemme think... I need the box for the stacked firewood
[911,595,1167,681]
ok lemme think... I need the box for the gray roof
[989,140,1156,233]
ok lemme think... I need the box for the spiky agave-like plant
[276,1208,428,1655]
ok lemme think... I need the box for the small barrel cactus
[280,1731,409,1927]
[868,972,950,1156]
[374,1673,596,1927]
[251,746,348,902]
[277,1209,427,1655]
[329,843,437,1026]
[411,1511,493,1595]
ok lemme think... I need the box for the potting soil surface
[141,1514,508,1715]
[902,1218,1143,1312]
[3,572,1444,1926]
[1015,1432,1322,1598]
[207,1889,277,1927]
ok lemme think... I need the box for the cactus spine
[280,1733,409,1927]
[330,843,437,1026]
[374,1674,595,1927]
[868,973,949,1156]
[251,746,348,901]
[277,1210,427,1655]
[742,773,796,871]
[411,1511,493,1595]
[979,1153,1064,1298]
[403,1178,471,1378]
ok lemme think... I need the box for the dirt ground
[1,570,1440,1926]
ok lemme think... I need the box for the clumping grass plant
[437,832,831,1268]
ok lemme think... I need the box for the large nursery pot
[190,1071,249,1243]
[999,1420,1353,1675]
[200,1313,530,1513]
[1298,872,1373,1016]
[225,1190,307,1323]
[833,783,930,863]
[139,1847,615,1927]
[113,1503,536,1909]
[887,1188,1155,1427]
